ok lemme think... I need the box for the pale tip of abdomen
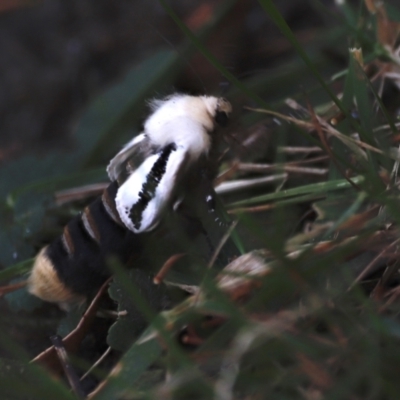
[28,246,85,305]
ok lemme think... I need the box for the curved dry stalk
[348,237,400,291]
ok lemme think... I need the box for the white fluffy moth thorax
[28,93,232,305]
[144,95,227,158]
[112,94,232,234]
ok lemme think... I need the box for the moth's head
[201,96,232,130]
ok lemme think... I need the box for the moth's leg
[197,179,238,265]
[174,167,237,265]
[204,190,231,230]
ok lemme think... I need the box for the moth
[28,94,233,305]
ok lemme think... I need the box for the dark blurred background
[0,0,335,161]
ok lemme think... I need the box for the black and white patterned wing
[115,143,189,233]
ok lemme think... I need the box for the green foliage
[3,0,400,399]
[107,269,169,352]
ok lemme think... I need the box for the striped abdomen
[28,181,143,304]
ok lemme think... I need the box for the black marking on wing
[129,143,177,230]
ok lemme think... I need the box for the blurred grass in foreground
[3,0,400,399]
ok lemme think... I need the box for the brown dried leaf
[216,250,270,301]
[296,352,333,390]
[32,278,111,376]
